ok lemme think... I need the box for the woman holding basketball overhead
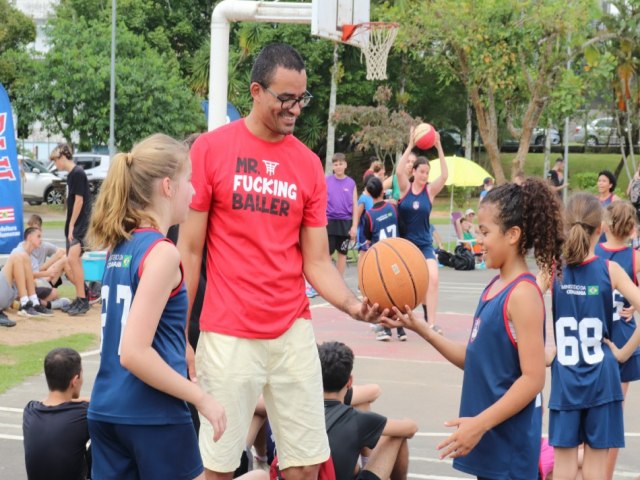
[396,126,447,333]
[86,134,229,480]
[387,178,564,480]
[537,193,640,480]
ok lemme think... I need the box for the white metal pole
[108,0,116,156]
[208,1,312,131]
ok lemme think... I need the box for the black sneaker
[0,311,16,327]
[61,298,79,312]
[68,298,90,316]
[33,303,54,317]
[18,301,40,317]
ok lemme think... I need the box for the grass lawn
[0,333,98,394]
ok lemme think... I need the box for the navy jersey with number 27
[454,273,543,480]
[88,229,192,426]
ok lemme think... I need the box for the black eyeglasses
[259,84,312,110]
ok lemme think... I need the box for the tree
[0,0,36,102]
[383,0,599,183]
[16,14,204,151]
[333,86,418,168]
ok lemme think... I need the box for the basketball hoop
[342,22,399,81]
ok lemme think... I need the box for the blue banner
[0,84,24,253]
[201,101,241,124]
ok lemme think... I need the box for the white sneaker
[376,331,391,341]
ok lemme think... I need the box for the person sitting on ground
[318,341,417,480]
[11,226,70,309]
[26,214,74,287]
[0,249,53,318]
[23,348,90,480]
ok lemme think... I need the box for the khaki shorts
[196,318,329,472]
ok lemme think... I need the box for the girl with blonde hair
[86,134,228,479]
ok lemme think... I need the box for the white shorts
[196,318,329,472]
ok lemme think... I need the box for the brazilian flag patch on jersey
[122,255,132,268]
[587,285,599,296]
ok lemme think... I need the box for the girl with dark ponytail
[386,178,563,479]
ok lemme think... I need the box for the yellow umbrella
[428,156,493,245]
[428,155,493,187]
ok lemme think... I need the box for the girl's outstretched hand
[381,305,426,332]
[196,393,227,442]
[437,416,487,459]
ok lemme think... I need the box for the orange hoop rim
[341,22,399,42]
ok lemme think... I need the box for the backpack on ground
[269,403,350,480]
[452,244,475,271]
[437,249,453,268]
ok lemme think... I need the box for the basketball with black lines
[358,237,428,311]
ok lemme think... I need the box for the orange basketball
[358,237,429,311]
[413,123,436,150]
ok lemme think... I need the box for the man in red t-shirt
[178,44,383,480]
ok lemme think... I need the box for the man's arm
[301,225,383,322]
[176,209,208,379]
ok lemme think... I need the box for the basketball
[413,123,436,150]
[358,237,429,311]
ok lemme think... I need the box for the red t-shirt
[189,119,327,339]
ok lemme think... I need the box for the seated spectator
[0,250,52,318]
[12,226,71,309]
[318,341,417,480]
[23,348,90,480]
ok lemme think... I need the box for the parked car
[502,127,561,147]
[49,152,111,195]
[22,158,66,205]
[573,117,620,146]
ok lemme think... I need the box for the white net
[354,23,399,81]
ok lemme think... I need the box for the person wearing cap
[456,208,479,238]
[478,177,494,207]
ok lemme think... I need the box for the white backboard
[311,0,370,47]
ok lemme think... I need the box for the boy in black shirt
[51,144,91,315]
[318,341,417,480]
[23,348,90,480]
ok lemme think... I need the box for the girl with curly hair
[386,178,564,479]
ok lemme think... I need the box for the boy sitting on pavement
[318,341,417,480]
[0,248,53,321]
[23,348,90,480]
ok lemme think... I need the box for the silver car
[22,158,66,205]
[573,117,620,146]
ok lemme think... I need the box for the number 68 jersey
[550,256,623,410]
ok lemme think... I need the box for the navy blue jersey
[550,257,623,410]
[454,273,543,480]
[362,201,399,244]
[88,229,191,425]
[594,244,640,372]
[398,184,432,248]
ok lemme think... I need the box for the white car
[573,117,621,146]
[49,153,111,195]
[22,158,66,205]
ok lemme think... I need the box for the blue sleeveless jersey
[398,184,432,248]
[88,229,191,425]
[364,201,398,244]
[594,244,640,380]
[454,273,543,480]
[550,257,623,410]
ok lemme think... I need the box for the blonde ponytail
[88,134,189,250]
